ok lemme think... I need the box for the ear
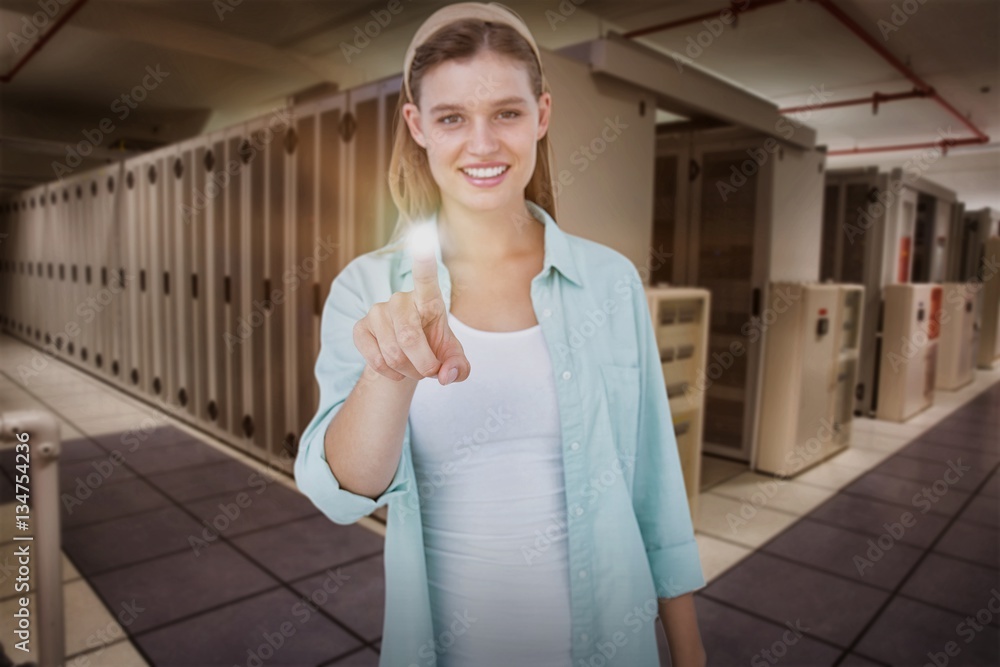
[402,102,427,148]
[535,92,552,141]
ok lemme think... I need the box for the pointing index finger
[408,222,444,307]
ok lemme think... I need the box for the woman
[294,3,707,666]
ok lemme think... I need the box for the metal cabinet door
[688,134,770,463]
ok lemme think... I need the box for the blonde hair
[376,17,557,256]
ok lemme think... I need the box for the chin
[449,175,528,207]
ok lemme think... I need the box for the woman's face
[402,49,551,214]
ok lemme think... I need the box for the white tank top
[408,311,573,667]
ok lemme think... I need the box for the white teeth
[462,165,508,178]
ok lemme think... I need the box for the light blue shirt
[294,199,705,667]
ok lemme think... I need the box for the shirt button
[570,441,580,451]
[580,633,589,642]
[579,569,587,578]
[562,371,572,380]
[543,308,552,317]
[575,507,584,516]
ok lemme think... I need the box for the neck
[437,197,543,265]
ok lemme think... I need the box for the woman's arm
[658,593,706,667]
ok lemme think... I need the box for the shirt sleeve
[628,264,706,599]
[293,260,413,525]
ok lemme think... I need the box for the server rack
[821,168,959,417]
[978,237,1000,369]
[653,125,826,464]
[0,72,407,476]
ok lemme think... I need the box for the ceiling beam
[67,2,353,83]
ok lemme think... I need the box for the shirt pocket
[599,363,641,496]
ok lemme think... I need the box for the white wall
[541,48,657,273]
[827,148,1000,211]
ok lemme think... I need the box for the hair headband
[402,1,544,105]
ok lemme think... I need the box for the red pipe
[827,137,984,157]
[779,89,932,114]
[1,0,90,84]
[811,0,988,143]
[619,0,990,155]
[621,0,787,39]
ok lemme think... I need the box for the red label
[929,286,942,340]
[897,237,911,282]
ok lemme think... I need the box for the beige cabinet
[754,283,864,477]
[646,287,711,523]
[936,283,978,390]
[876,284,942,422]
[979,237,1000,369]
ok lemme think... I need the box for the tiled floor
[0,332,997,666]
[695,383,1000,666]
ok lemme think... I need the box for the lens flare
[407,222,438,263]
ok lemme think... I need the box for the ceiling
[1,0,997,207]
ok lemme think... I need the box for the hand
[352,251,471,385]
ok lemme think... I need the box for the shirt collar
[394,200,584,287]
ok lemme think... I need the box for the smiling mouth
[460,165,509,178]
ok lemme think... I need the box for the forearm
[658,593,706,667]
[324,366,419,499]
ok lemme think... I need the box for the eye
[499,110,520,120]
[438,114,461,125]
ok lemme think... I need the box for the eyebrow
[428,96,529,115]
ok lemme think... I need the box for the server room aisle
[0,335,384,667]
[0,331,998,666]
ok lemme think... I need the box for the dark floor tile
[928,426,1000,443]
[900,553,1000,625]
[688,596,842,667]
[133,586,362,666]
[917,426,999,452]
[88,541,278,634]
[897,439,1000,470]
[853,596,1000,666]
[0,448,13,476]
[937,410,1000,429]
[940,404,1000,424]
[62,504,206,576]
[841,471,971,518]
[61,476,172,528]
[762,518,923,591]
[934,520,999,569]
[230,514,383,582]
[184,483,318,538]
[837,654,887,666]
[146,458,270,503]
[0,468,13,503]
[122,440,232,476]
[89,424,200,451]
[869,455,990,493]
[701,552,890,647]
[958,493,999,528]
[982,472,1000,499]
[330,647,381,665]
[57,436,109,462]
[809,494,950,549]
[60,453,137,489]
[291,554,384,642]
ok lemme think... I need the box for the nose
[467,116,500,155]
